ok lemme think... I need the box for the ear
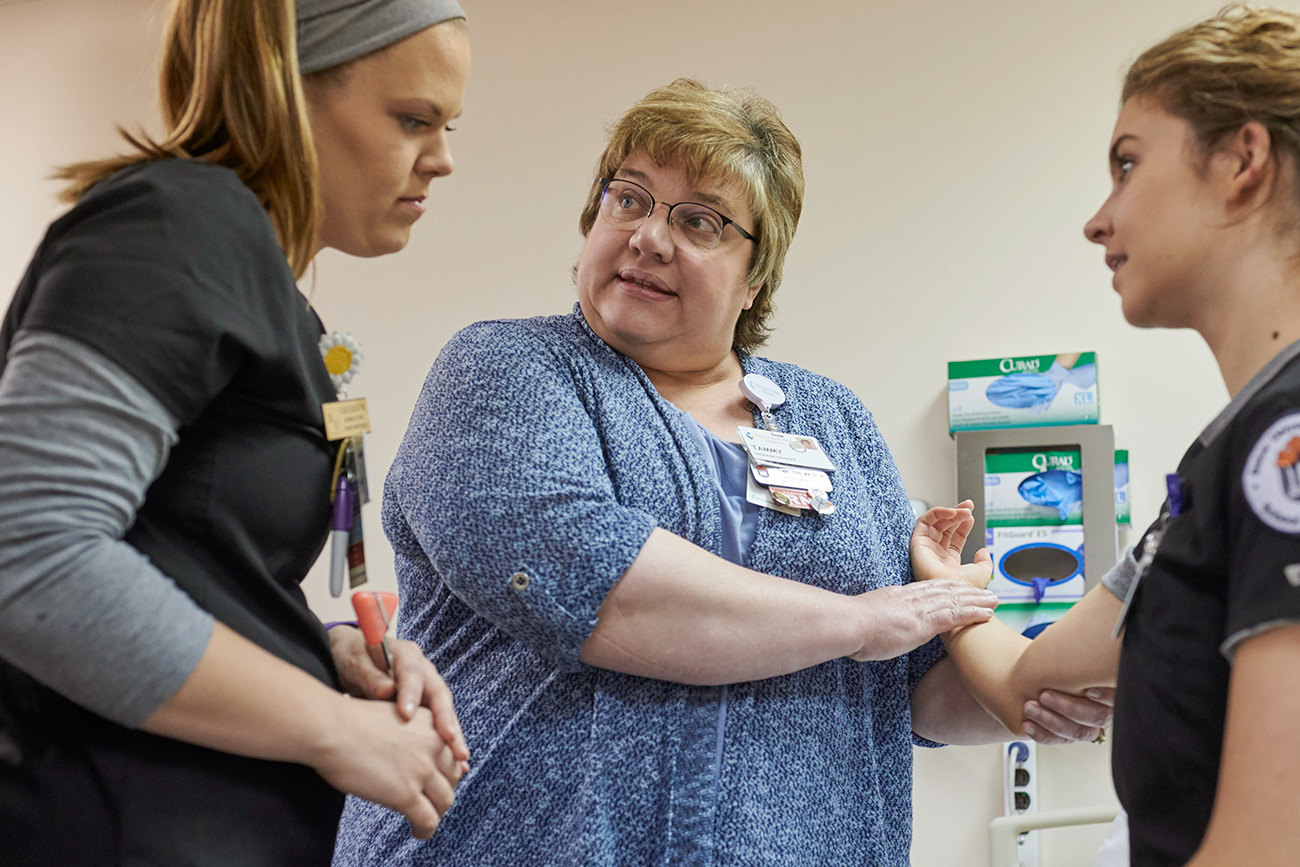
[742,284,763,311]
[1222,121,1276,206]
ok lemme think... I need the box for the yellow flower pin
[319,331,363,392]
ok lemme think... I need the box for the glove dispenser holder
[954,424,1119,591]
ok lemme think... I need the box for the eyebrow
[1109,134,1137,166]
[617,167,733,210]
[398,98,462,121]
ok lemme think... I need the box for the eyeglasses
[596,177,756,251]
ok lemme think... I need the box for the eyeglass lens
[600,179,732,250]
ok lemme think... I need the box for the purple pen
[329,475,352,597]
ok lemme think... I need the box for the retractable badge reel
[738,373,838,517]
[739,373,785,431]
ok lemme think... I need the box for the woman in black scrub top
[0,0,470,863]
[910,6,1300,866]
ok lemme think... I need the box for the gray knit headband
[297,0,466,75]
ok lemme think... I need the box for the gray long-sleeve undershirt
[0,329,215,728]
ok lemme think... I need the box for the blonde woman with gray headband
[0,0,471,861]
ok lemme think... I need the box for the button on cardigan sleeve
[384,321,659,671]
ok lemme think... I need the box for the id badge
[751,463,833,492]
[745,472,801,515]
[344,435,371,505]
[323,398,371,441]
[737,428,836,471]
[346,466,368,589]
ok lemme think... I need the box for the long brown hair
[55,0,320,278]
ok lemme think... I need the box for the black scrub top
[1114,340,1300,866]
[0,160,344,866]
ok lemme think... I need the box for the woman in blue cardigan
[334,79,1109,866]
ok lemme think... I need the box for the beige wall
[1,0,1263,863]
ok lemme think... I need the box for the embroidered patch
[1243,412,1300,534]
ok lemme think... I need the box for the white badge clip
[739,373,785,431]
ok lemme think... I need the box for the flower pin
[319,331,363,393]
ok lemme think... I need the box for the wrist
[839,592,874,661]
[298,688,355,773]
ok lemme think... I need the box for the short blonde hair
[1125,5,1300,185]
[578,79,805,353]
[56,0,320,278]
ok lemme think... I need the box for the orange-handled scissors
[351,591,399,673]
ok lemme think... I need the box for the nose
[1083,199,1110,245]
[417,132,454,179]
[629,203,675,261]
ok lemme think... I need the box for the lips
[617,269,676,298]
[399,195,427,215]
[1105,253,1127,273]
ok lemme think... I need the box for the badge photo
[1243,411,1300,534]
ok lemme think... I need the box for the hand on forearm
[913,658,1112,746]
[943,584,1122,735]
[579,529,998,684]
[848,581,998,661]
[1022,688,1113,744]
[580,530,860,683]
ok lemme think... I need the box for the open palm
[909,500,993,589]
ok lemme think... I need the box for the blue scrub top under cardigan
[332,307,943,867]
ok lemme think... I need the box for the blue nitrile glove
[1022,361,1071,415]
[1018,469,1083,521]
[986,372,1058,409]
[1031,576,1049,605]
[1044,361,1070,389]
[1064,362,1097,390]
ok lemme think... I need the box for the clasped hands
[327,624,470,837]
[910,500,1114,746]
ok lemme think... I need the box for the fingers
[1038,689,1115,728]
[425,750,459,818]
[422,657,470,762]
[330,625,396,700]
[947,605,995,630]
[388,641,471,762]
[1083,686,1116,707]
[401,712,458,836]
[389,641,426,720]
[405,795,441,840]
[928,582,997,630]
[919,583,997,631]
[434,739,462,786]
[934,582,999,609]
[1021,719,1077,746]
[913,502,976,555]
[1022,695,1109,745]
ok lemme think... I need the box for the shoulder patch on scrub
[1243,412,1300,534]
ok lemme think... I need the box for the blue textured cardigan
[333,307,943,867]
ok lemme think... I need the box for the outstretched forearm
[579,530,860,683]
[942,584,1122,733]
[579,529,998,685]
